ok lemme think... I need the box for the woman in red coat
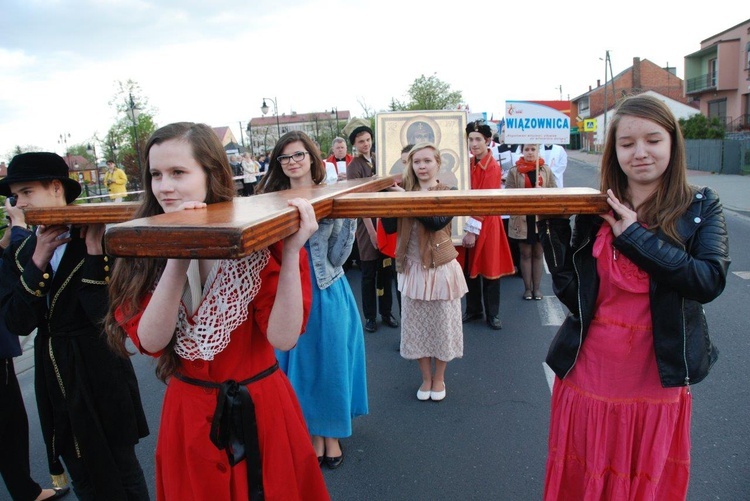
[106,122,329,501]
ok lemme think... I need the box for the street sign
[583,119,597,132]
[504,101,570,145]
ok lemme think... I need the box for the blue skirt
[276,267,368,438]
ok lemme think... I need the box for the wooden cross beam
[21,177,607,259]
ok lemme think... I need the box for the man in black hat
[345,120,399,333]
[0,152,150,500]
[0,231,69,498]
[461,122,516,330]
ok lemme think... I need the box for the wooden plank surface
[105,186,606,259]
[24,202,140,225]
[105,176,399,259]
[330,187,607,217]
[19,178,607,259]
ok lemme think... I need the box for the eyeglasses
[277,151,309,165]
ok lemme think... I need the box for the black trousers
[242,182,257,196]
[0,358,43,501]
[62,443,150,501]
[360,254,395,321]
[377,256,401,315]
[465,275,500,318]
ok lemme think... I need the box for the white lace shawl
[173,249,270,361]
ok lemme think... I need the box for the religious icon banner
[375,110,469,239]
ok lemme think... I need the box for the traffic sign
[583,119,597,132]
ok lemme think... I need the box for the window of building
[709,58,718,87]
[708,98,727,126]
[579,97,590,116]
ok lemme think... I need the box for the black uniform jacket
[0,227,148,499]
[539,186,730,388]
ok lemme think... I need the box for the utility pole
[602,50,611,149]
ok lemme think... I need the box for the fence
[685,138,750,175]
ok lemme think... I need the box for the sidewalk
[14,332,35,375]
[567,150,750,214]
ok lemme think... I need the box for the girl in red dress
[105,122,330,501]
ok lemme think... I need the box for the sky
[0,0,743,162]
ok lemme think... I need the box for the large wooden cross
[22,176,607,258]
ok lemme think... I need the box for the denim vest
[307,218,356,290]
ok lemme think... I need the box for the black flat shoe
[324,443,344,470]
[462,311,483,323]
[487,316,503,330]
[364,319,377,332]
[39,487,70,500]
[381,314,399,328]
[318,455,324,467]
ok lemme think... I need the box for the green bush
[679,114,725,139]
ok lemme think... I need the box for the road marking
[539,295,565,394]
[538,296,567,326]
[543,362,556,393]
[732,271,750,279]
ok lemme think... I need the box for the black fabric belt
[173,361,279,501]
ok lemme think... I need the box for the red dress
[117,243,330,501]
[456,154,515,279]
[544,224,691,500]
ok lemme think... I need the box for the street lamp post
[86,142,103,196]
[261,97,281,138]
[246,122,253,155]
[238,121,246,148]
[330,108,340,137]
[126,92,143,175]
[58,132,71,169]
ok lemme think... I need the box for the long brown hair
[600,94,692,244]
[254,131,326,193]
[105,122,236,382]
[402,142,441,192]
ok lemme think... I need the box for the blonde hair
[402,142,441,192]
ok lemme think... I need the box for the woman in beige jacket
[506,144,557,300]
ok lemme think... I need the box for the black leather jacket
[539,186,730,388]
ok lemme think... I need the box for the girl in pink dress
[539,94,730,499]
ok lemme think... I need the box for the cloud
[0,0,742,160]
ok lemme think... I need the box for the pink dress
[544,223,692,501]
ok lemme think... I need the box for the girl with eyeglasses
[256,131,368,470]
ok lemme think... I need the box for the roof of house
[249,110,351,127]
[570,58,683,102]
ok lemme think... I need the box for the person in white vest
[540,144,568,188]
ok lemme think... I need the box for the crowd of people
[0,94,730,500]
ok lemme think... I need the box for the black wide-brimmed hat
[0,152,82,204]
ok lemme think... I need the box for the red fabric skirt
[456,215,514,279]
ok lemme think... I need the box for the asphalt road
[8,156,750,500]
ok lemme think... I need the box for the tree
[390,74,463,111]
[107,80,158,191]
[5,144,44,160]
[679,114,725,139]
